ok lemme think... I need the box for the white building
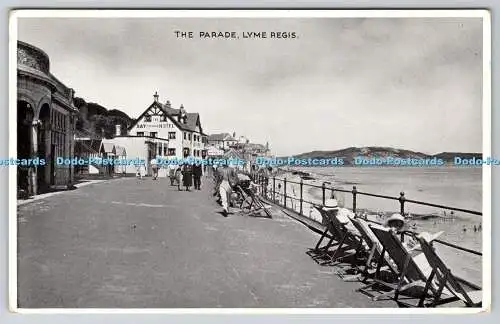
[207,133,237,150]
[104,92,207,177]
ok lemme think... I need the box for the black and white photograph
[9,10,491,312]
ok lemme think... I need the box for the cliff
[74,97,134,139]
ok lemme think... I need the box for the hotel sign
[136,122,175,129]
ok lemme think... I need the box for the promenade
[17,176,392,308]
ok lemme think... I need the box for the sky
[17,16,484,156]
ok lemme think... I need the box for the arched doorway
[37,104,50,192]
[17,100,34,195]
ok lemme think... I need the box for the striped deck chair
[367,226,441,305]
[348,218,399,283]
[415,236,482,307]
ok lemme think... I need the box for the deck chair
[348,218,399,283]
[236,184,272,218]
[308,206,364,267]
[327,211,365,267]
[415,236,482,307]
[306,205,344,264]
[366,226,440,305]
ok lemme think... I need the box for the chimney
[153,91,159,102]
[180,104,187,124]
[115,124,121,136]
[165,100,171,108]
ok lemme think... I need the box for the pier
[16,176,393,308]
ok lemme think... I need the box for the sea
[273,166,484,286]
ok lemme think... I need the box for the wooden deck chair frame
[309,206,364,267]
[306,205,343,264]
[327,211,365,267]
[415,236,482,308]
[236,184,272,218]
[364,226,439,305]
[348,218,399,283]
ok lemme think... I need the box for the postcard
[9,9,491,313]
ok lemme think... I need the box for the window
[183,132,187,140]
[162,115,167,121]
[158,146,162,156]
[168,132,176,139]
[137,132,144,137]
[150,132,157,138]
[145,116,151,122]
[188,133,192,141]
[50,111,67,160]
[164,147,168,155]
[168,148,176,156]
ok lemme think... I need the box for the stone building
[17,40,78,196]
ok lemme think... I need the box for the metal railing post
[273,177,276,203]
[299,179,303,215]
[399,192,406,216]
[322,182,326,206]
[284,177,287,209]
[352,186,357,213]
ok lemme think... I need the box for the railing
[250,173,482,257]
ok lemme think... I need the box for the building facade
[207,133,238,150]
[103,92,207,176]
[17,41,78,196]
[126,92,207,160]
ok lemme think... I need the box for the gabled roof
[208,133,236,141]
[246,143,267,150]
[100,142,116,154]
[128,101,205,134]
[223,148,244,160]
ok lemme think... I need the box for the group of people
[136,157,204,191]
[320,198,442,252]
[166,162,204,191]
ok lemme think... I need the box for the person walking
[168,162,177,186]
[182,163,193,191]
[175,165,183,191]
[150,156,159,180]
[136,161,145,179]
[217,164,238,217]
[193,162,203,190]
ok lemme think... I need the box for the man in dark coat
[193,162,203,190]
[182,164,193,191]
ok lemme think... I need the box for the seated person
[384,213,443,253]
[321,198,359,235]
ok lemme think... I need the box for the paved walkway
[17,176,392,308]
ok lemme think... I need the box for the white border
[8,9,491,314]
